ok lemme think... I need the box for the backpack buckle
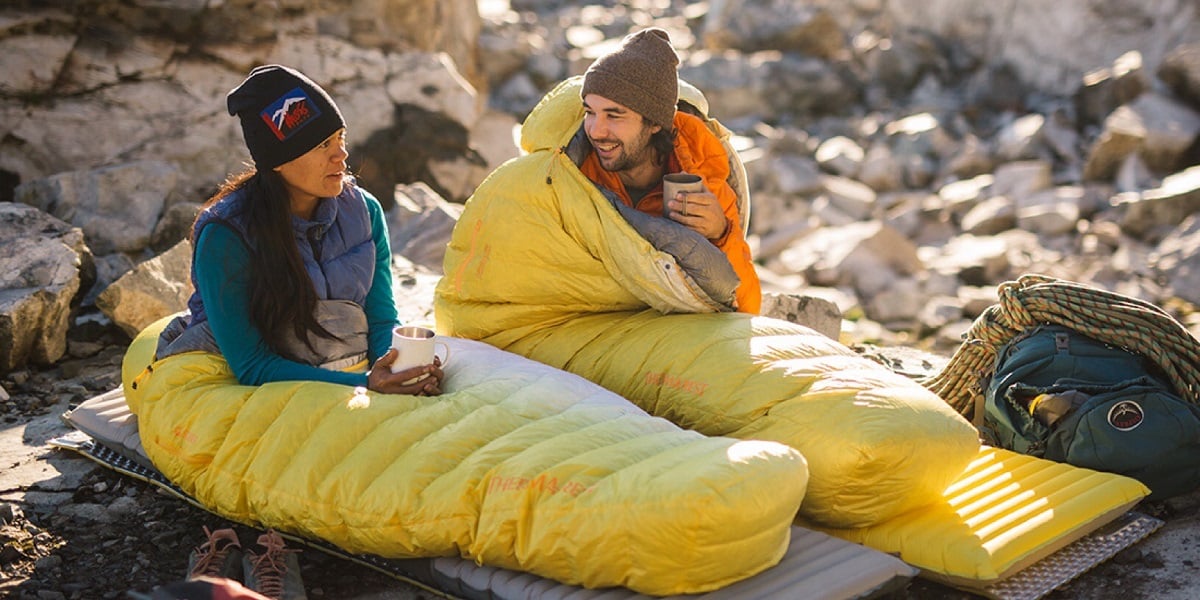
[1054,332,1070,353]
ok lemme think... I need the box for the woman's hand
[366,348,445,396]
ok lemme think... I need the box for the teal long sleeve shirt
[192,194,397,387]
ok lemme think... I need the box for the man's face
[583,94,661,173]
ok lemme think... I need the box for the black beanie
[226,65,346,171]
[581,28,680,130]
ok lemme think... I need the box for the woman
[157,64,442,396]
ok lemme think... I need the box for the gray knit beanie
[581,28,680,130]
[226,64,346,171]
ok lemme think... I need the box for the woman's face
[274,128,349,205]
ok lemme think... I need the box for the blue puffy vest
[184,183,375,328]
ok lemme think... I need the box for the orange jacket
[579,112,762,314]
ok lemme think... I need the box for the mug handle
[434,341,450,368]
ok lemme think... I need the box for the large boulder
[94,241,192,339]
[15,161,178,255]
[0,203,93,374]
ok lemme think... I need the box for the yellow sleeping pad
[804,446,1152,593]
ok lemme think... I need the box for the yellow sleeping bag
[435,78,980,528]
[123,316,808,596]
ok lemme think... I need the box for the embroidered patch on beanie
[261,87,324,142]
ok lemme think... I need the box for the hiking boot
[243,530,306,600]
[186,526,243,581]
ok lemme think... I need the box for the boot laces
[188,526,240,579]
[248,530,297,599]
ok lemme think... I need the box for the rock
[760,292,842,341]
[355,102,472,204]
[776,220,924,298]
[857,141,904,192]
[814,136,864,177]
[94,241,192,338]
[867,276,923,324]
[0,502,17,525]
[0,34,76,96]
[476,19,537,87]
[1150,214,1200,305]
[860,30,948,100]
[1120,165,1200,238]
[84,254,137,308]
[1115,153,1156,194]
[885,0,1194,95]
[940,134,996,180]
[150,202,203,253]
[938,174,994,216]
[384,52,481,133]
[1078,50,1153,128]
[677,53,770,124]
[1085,93,1200,180]
[1131,94,1200,173]
[818,174,876,220]
[59,30,176,94]
[918,295,965,333]
[1159,42,1200,108]
[427,109,520,203]
[764,154,822,197]
[387,183,463,274]
[1018,202,1080,237]
[1017,187,1085,236]
[15,161,178,255]
[993,113,1046,162]
[960,196,1016,235]
[1041,109,1082,164]
[958,285,999,318]
[766,54,862,118]
[703,2,846,58]
[926,234,1014,286]
[0,203,92,374]
[991,160,1053,199]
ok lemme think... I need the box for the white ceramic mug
[390,325,450,376]
[662,172,705,218]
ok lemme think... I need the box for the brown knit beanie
[581,28,680,130]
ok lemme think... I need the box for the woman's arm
[194,223,368,387]
[359,189,400,361]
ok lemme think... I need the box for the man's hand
[666,189,730,241]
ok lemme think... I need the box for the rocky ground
[2,320,1198,599]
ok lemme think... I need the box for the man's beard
[596,138,652,173]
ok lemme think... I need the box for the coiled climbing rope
[922,274,1200,417]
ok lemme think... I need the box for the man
[435,27,760,344]
[577,28,761,314]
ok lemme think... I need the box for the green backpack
[924,275,1200,500]
[983,324,1200,499]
